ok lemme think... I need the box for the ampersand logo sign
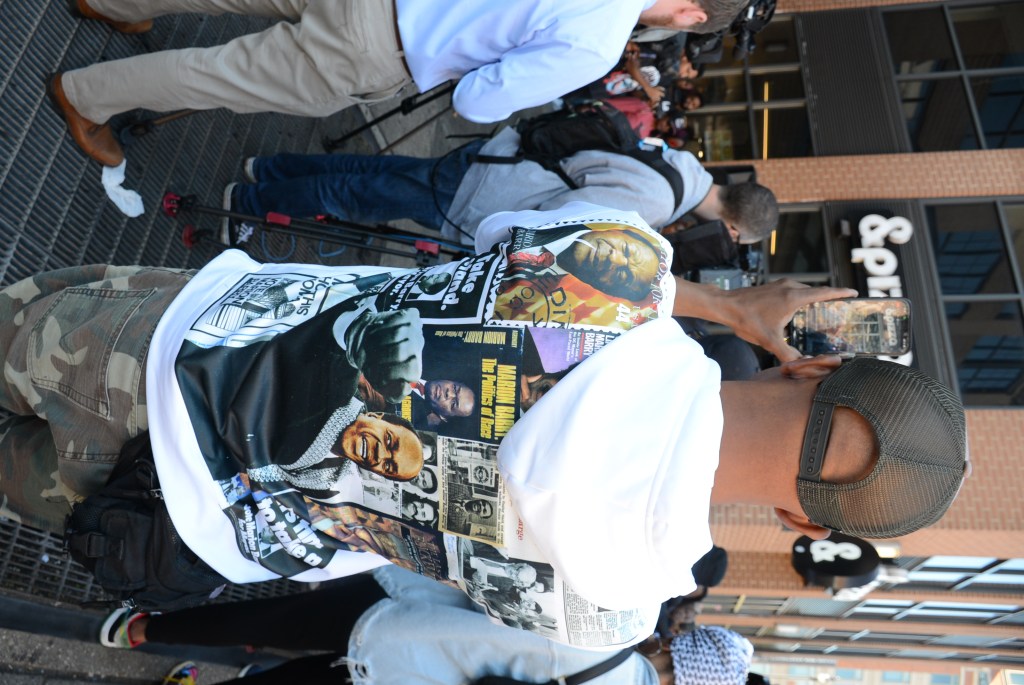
[792,531,881,589]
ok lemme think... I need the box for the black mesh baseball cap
[797,358,968,539]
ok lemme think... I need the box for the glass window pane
[966,574,1024,586]
[923,556,997,569]
[928,204,1016,295]
[1008,203,1024,275]
[945,301,1024,407]
[707,18,802,69]
[971,75,1024,150]
[699,72,748,104]
[757,106,812,158]
[932,634,1001,647]
[919,601,1020,611]
[752,70,805,101]
[854,607,902,615]
[899,79,978,151]
[908,571,969,583]
[691,111,753,162]
[906,608,1003,620]
[885,8,958,74]
[747,16,800,66]
[951,4,1024,70]
[768,211,827,274]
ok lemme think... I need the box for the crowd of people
[3,1,974,684]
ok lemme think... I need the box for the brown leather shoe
[49,74,125,167]
[72,0,153,34]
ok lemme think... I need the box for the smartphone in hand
[788,298,912,357]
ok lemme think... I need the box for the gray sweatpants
[63,0,411,123]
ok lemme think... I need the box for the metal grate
[0,516,305,607]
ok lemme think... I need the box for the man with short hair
[402,498,438,526]
[416,379,475,425]
[502,224,665,303]
[226,134,776,247]
[408,467,438,495]
[464,499,495,519]
[684,181,779,244]
[247,410,424,503]
[52,0,748,167]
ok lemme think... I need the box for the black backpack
[473,102,685,209]
[64,432,227,611]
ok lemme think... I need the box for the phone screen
[789,299,912,356]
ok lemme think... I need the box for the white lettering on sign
[850,214,915,366]
[810,540,863,564]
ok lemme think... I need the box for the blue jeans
[234,141,485,232]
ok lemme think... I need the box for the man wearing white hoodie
[0,203,966,648]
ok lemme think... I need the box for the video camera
[685,0,777,65]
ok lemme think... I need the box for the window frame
[881,1,1024,152]
[689,15,812,161]
[920,195,1024,407]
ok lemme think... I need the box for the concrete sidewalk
[0,626,242,684]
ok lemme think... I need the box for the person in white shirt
[51,0,749,166]
[0,203,967,650]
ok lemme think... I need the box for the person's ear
[676,5,708,28]
[779,354,842,380]
[774,507,832,540]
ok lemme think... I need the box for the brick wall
[707,150,1024,204]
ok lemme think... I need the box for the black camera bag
[666,220,739,275]
[64,432,227,611]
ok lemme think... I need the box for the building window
[903,556,1024,593]
[848,598,1022,624]
[900,601,1021,622]
[925,199,1024,406]
[883,2,1024,151]
[689,16,811,161]
[762,207,832,285]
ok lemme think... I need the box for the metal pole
[322,82,456,152]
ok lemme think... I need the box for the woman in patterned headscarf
[638,625,754,685]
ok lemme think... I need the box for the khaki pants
[63,0,411,123]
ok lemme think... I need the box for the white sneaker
[220,182,238,244]
[99,606,145,648]
[243,157,258,184]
